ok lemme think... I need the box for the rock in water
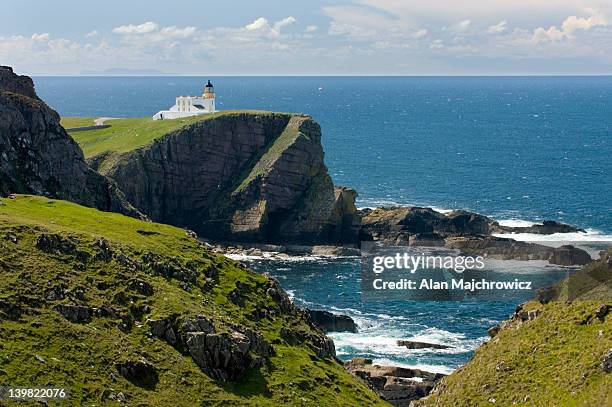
[396,340,451,350]
[307,309,358,333]
[0,66,140,217]
[91,113,359,245]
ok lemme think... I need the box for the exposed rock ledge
[360,207,591,266]
[345,358,445,406]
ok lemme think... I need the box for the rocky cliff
[0,66,139,217]
[87,112,359,245]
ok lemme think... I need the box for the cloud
[244,16,297,38]
[86,30,99,38]
[273,16,297,31]
[488,21,508,34]
[458,20,472,30]
[412,29,428,38]
[532,14,607,42]
[561,15,606,34]
[113,21,158,35]
[245,17,269,31]
[305,25,318,32]
[31,33,50,41]
[430,39,444,49]
[160,26,198,38]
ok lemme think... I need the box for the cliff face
[90,113,359,245]
[0,66,139,217]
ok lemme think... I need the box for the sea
[34,76,612,374]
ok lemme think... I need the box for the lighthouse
[152,80,217,120]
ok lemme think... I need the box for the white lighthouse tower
[152,80,217,120]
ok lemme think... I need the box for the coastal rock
[359,207,500,244]
[499,220,585,235]
[93,113,359,245]
[307,309,358,333]
[396,340,451,350]
[549,245,592,266]
[445,236,591,266]
[344,358,444,406]
[0,66,141,217]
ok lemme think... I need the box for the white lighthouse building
[152,80,216,120]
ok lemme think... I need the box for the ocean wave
[493,228,612,243]
[369,359,455,375]
[497,218,537,227]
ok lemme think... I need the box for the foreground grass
[0,195,385,406]
[419,257,612,407]
[60,117,95,129]
[69,111,285,158]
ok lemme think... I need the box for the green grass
[69,111,286,158]
[418,257,612,407]
[60,117,95,129]
[234,118,304,194]
[0,195,386,406]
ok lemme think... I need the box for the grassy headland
[66,111,287,158]
[0,195,386,406]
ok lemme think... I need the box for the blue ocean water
[33,76,611,372]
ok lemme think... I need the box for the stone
[344,359,444,406]
[549,245,592,266]
[52,304,92,323]
[396,340,451,350]
[602,349,612,373]
[307,309,358,333]
[115,358,158,388]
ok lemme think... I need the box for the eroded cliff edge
[88,113,360,245]
[0,66,140,217]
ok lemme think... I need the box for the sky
[1,0,612,75]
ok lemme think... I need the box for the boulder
[115,357,158,388]
[184,329,270,381]
[549,245,592,266]
[602,349,612,373]
[52,304,92,323]
[307,309,358,333]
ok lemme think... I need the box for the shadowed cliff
[0,66,140,218]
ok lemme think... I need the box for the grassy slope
[233,118,305,194]
[60,117,95,129]
[419,257,612,407]
[68,111,285,158]
[0,195,385,406]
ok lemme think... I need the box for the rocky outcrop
[498,220,585,234]
[115,358,158,388]
[359,207,500,244]
[446,236,591,265]
[307,309,358,333]
[0,66,140,217]
[344,358,444,406]
[93,113,359,245]
[360,206,591,265]
[396,340,451,350]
